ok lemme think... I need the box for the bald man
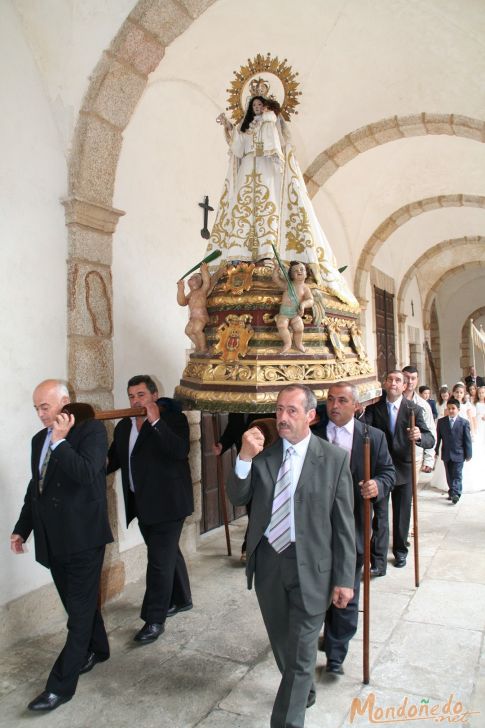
[11,379,113,712]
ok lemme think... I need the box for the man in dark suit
[364,370,435,569]
[107,375,193,644]
[311,382,394,672]
[435,396,472,503]
[227,384,356,728]
[464,365,485,389]
[11,379,113,712]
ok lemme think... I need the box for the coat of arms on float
[175,53,380,412]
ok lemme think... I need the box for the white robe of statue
[207,110,358,308]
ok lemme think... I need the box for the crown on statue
[249,77,270,98]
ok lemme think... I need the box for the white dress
[463,402,485,493]
[207,111,358,308]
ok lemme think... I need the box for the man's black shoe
[451,495,459,504]
[79,651,109,674]
[28,691,72,711]
[306,691,316,708]
[166,601,193,618]
[394,557,406,568]
[370,567,386,577]
[326,661,344,675]
[133,622,165,643]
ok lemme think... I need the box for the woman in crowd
[436,386,450,418]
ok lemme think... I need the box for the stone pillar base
[100,558,126,605]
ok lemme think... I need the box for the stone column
[183,410,202,553]
[63,196,126,602]
[357,296,369,338]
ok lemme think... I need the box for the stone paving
[1,482,484,728]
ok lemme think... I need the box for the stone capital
[63,197,125,235]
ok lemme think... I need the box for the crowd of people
[9,365,484,727]
[431,365,485,497]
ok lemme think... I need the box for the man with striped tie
[227,384,356,728]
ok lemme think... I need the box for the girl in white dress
[452,382,484,492]
[453,382,476,437]
[436,386,450,418]
[431,386,450,492]
[475,386,485,450]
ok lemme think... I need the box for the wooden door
[374,286,396,382]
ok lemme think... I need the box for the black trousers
[391,482,412,559]
[323,561,361,664]
[46,545,108,697]
[371,494,390,573]
[138,518,191,623]
[444,460,464,498]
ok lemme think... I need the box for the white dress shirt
[235,432,312,542]
[326,418,354,454]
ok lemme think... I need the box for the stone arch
[398,240,485,323]
[423,261,485,330]
[64,0,216,600]
[396,236,485,358]
[354,195,485,305]
[304,113,485,196]
[461,307,485,375]
[395,237,485,364]
[66,0,215,403]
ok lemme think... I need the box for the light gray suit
[227,433,356,728]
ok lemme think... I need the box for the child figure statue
[177,262,211,353]
[272,260,314,354]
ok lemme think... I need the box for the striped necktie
[39,430,52,494]
[267,446,294,553]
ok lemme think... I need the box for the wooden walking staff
[211,415,232,556]
[410,409,420,588]
[362,424,371,685]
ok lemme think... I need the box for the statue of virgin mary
[205,78,358,309]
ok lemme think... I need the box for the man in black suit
[435,396,472,503]
[464,365,485,389]
[11,379,113,712]
[227,384,356,728]
[312,382,394,672]
[364,370,435,569]
[108,375,193,644]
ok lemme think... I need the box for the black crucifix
[411,300,414,316]
[198,195,214,239]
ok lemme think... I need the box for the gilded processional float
[175,54,380,412]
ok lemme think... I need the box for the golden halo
[226,53,301,124]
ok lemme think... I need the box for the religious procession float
[175,54,380,412]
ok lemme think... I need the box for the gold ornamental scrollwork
[224,262,256,295]
[214,314,254,362]
[226,53,301,123]
[182,358,373,385]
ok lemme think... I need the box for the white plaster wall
[111,78,227,549]
[1,2,69,603]
[13,0,137,150]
